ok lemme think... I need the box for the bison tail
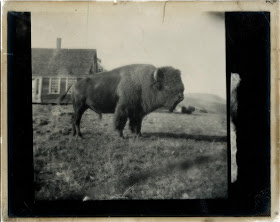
[58,85,73,104]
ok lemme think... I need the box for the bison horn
[153,68,164,81]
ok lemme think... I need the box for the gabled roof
[32,48,97,76]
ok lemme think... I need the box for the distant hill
[178,93,226,114]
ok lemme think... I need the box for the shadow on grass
[123,155,215,187]
[83,155,220,200]
[143,132,227,142]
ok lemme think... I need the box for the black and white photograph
[31,3,228,201]
[3,1,274,218]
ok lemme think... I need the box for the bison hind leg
[114,104,128,138]
[74,104,88,138]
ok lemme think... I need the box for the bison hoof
[119,132,126,139]
[77,133,83,138]
[133,134,142,140]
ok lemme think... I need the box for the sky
[32,3,226,98]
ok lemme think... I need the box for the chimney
[57,38,62,49]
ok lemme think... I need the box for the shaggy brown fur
[59,64,185,138]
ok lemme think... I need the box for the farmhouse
[32,38,100,103]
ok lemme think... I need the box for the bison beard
[60,64,185,138]
[169,100,182,113]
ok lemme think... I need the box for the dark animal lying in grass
[181,106,195,114]
[59,64,185,138]
[199,109,208,113]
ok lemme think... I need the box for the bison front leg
[129,116,143,137]
[114,104,128,138]
[129,118,136,134]
[135,118,143,136]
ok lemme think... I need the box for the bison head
[153,67,185,112]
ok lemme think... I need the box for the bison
[59,64,185,138]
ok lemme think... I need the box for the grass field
[33,98,228,200]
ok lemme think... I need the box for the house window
[49,78,60,94]
[66,78,77,94]
[36,79,39,95]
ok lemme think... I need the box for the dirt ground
[33,104,228,200]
